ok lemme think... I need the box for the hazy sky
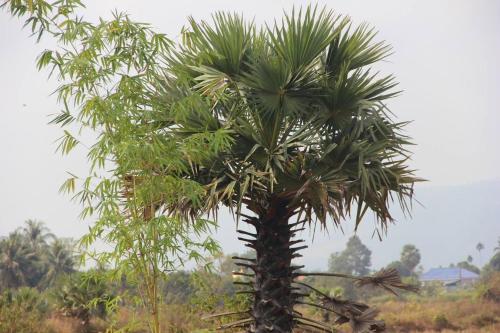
[1,0,499,270]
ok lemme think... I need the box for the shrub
[53,272,117,332]
[0,287,53,333]
[470,313,498,328]
[433,313,450,330]
[475,271,500,302]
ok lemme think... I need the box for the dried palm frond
[216,317,254,330]
[356,268,419,296]
[202,310,250,320]
[296,281,371,327]
[349,308,385,333]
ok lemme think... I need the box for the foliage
[401,244,421,273]
[481,241,500,280]
[161,271,195,304]
[386,244,421,278]
[475,272,500,302]
[42,238,77,288]
[0,232,39,289]
[488,252,500,271]
[457,260,480,275]
[386,260,412,277]
[329,236,372,277]
[375,298,499,332]
[2,1,223,332]
[0,287,52,333]
[20,219,55,249]
[53,271,117,332]
[155,7,419,330]
[432,313,451,330]
[155,5,420,233]
[0,221,76,290]
[3,1,420,331]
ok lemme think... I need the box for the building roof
[420,267,479,281]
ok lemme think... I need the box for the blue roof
[420,268,479,281]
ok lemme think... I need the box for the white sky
[1,0,499,270]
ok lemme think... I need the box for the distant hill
[213,180,500,271]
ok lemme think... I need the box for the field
[377,299,500,332]
[38,297,499,333]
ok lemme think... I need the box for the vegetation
[2,1,221,331]
[386,244,422,278]
[325,236,372,299]
[0,220,75,290]
[152,5,420,332]
[1,1,498,333]
[1,222,500,332]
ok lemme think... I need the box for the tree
[161,271,195,304]
[4,2,419,332]
[400,244,421,273]
[1,223,74,289]
[329,236,372,277]
[19,220,54,251]
[41,238,77,288]
[159,7,418,332]
[53,272,116,332]
[0,232,39,289]
[456,261,480,275]
[488,252,500,271]
[328,236,372,298]
[477,242,485,266]
[386,260,412,278]
[385,244,420,278]
[3,2,221,332]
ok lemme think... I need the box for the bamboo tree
[2,1,222,332]
[3,2,422,332]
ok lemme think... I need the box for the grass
[376,299,499,332]
[21,272,500,333]
[43,299,499,333]
[378,299,500,332]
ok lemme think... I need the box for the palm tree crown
[20,219,54,250]
[159,7,417,231]
[0,232,37,289]
[42,238,77,287]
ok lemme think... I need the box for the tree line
[0,220,76,290]
[3,220,498,300]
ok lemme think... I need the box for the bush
[433,313,450,330]
[53,271,117,332]
[476,271,500,302]
[0,287,53,333]
[470,313,498,328]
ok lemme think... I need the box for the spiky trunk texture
[239,200,305,333]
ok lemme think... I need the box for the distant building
[420,268,479,288]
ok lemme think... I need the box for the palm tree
[476,242,485,265]
[0,232,37,289]
[20,219,54,250]
[54,272,115,332]
[154,6,419,332]
[41,238,77,287]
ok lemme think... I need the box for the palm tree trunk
[242,200,304,333]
